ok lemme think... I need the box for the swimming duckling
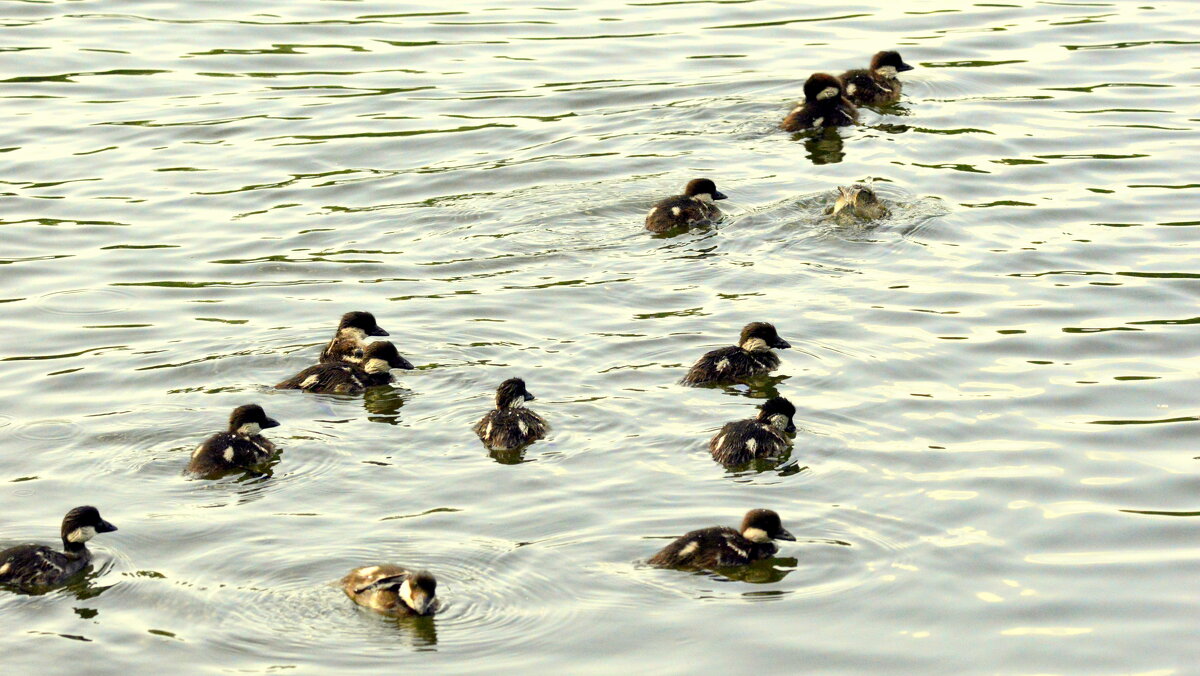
[276,341,415,394]
[342,565,438,616]
[827,184,890,223]
[648,508,795,570]
[681,322,792,387]
[0,506,117,590]
[473,377,547,451]
[840,50,914,106]
[645,178,729,233]
[781,73,858,132]
[710,397,798,466]
[320,311,389,364]
[186,404,280,477]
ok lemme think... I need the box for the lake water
[1,0,1197,673]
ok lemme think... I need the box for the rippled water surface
[2,0,1198,672]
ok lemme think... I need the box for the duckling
[648,508,795,570]
[473,377,547,451]
[0,506,117,590]
[320,311,389,364]
[645,178,729,233]
[827,184,890,222]
[781,73,858,132]
[710,396,798,466]
[186,404,281,477]
[342,565,438,616]
[840,50,914,106]
[681,322,792,386]
[276,341,415,394]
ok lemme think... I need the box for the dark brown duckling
[781,73,858,132]
[0,506,118,590]
[840,50,914,106]
[710,396,798,466]
[276,341,414,394]
[645,178,729,233]
[648,509,796,570]
[681,322,791,387]
[827,184,890,223]
[186,404,280,478]
[473,377,547,451]
[319,311,389,364]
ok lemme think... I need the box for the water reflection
[363,386,408,424]
[802,131,846,165]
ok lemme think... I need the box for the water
[2,0,1198,672]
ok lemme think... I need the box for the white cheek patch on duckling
[769,414,790,431]
[364,358,390,374]
[237,422,262,437]
[816,86,839,101]
[67,526,97,543]
[743,527,771,544]
[398,579,421,611]
[693,193,713,205]
[876,66,897,78]
[741,337,769,352]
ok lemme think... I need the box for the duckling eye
[353,349,365,359]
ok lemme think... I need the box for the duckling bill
[474,377,547,451]
[645,178,728,233]
[276,341,414,394]
[0,506,117,590]
[710,397,797,467]
[320,311,389,365]
[681,321,791,387]
[781,73,858,132]
[186,404,281,478]
[840,50,913,106]
[648,509,795,570]
[342,565,438,616]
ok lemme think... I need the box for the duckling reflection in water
[827,184,889,223]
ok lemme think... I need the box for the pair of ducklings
[2,504,795,616]
[646,178,888,233]
[781,50,915,132]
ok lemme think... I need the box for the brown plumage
[277,341,414,394]
[473,377,547,451]
[342,565,438,616]
[186,404,280,478]
[781,73,858,132]
[681,322,791,387]
[648,509,796,570]
[840,50,914,106]
[645,178,728,233]
[319,311,389,364]
[710,397,797,466]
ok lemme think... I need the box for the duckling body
[827,184,889,223]
[342,565,437,616]
[840,50,913,106]
[681,322,792,387]
[277,341,414,394]
[0,506,117,590]
[781,73,858,132]
[320,311,389,364]
[648,509,795,570]
[710,397,797,466]
[645,178,728,233]
[474,378,547,451]
[186,404,280,477]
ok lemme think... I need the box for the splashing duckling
[827,184,889,223]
